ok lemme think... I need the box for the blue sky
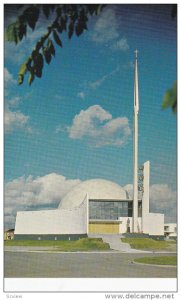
[4,4,177,228]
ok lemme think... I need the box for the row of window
[89,200,142,220]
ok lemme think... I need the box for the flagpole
[133,49,139,233]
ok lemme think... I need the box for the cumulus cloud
[149,184,177,222]
[4,68,32,134]
[5,173,81,228]
[4,67,16,86]
[68,105,131,147]
[5,106,31,134]
[123,183,177,222]
[5,173,177,229]
[91,7,129,51]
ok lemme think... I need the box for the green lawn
[4,238,110,251]
[121,238,176,251]
[134,256,177,266]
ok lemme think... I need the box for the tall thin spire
[133,49,139,232]
[134,49,139,114]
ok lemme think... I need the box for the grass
[4,238,110,251]
[121,238,176,251]
[134,256,177,266]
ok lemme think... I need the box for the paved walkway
[89,234,152,253]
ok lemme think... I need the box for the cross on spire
[135,49,138,59]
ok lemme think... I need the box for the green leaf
[28,70,35,85]
[43,47,51,64]
[56,6,62,17]
[60,16,67,31]
[42,5,50,18]
[5,23,17,42]
[75,20,86,36]
[53,30,63,47]
[68,21,74,39]
[32,52,44,77]
[36,53,44,69]
[18,63,28,76]
[97,4,106,15]
[26,57,33,71]
[48,39,55,56]
[162,81,177,113]
[18,74,24,85]
[24,6,40,30]
[18,22,27,41]
[87,5,99,15]
[34,67,42,78]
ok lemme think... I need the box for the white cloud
[4,67,16,86]
[5,173,177,229]
[88,65,120,90]
[123,183,177,222]
[5,173,81,228]
[149,184,177,222]
[8,96,21,107]
[5,107,30,133]
[4,68,32,134]
[112,38,129,51]
[55,124,68,134]
[91,7,119,43]
[77,92,85,100]
[4,68,16,96]
[68,105,131,147]
[91,7,129,51]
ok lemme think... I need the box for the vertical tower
[142,161,150,232]
[133,50,139,232]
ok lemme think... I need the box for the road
[4,251,177,278]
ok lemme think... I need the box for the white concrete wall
[142,213,164,235]
[15,198,88,235]
[119,217,142,234]
[119,213,164,236]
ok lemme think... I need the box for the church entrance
[89,222,119,234]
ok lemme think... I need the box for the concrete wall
[119,214,164,236]
[142,213,164,236]
[15,198,88,235]
[119,217,142,234]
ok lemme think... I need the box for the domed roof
[58,178,128,209]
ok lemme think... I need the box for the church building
[14,51,165,240]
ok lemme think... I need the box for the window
[138,201,142,217]
[164,226,169,231]
[89,200,133,220]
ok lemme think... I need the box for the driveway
[4,251,177,278]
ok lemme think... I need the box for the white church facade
[14,51,165,240]
[14,162,164,240]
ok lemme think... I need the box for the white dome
[58,178,128,209]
